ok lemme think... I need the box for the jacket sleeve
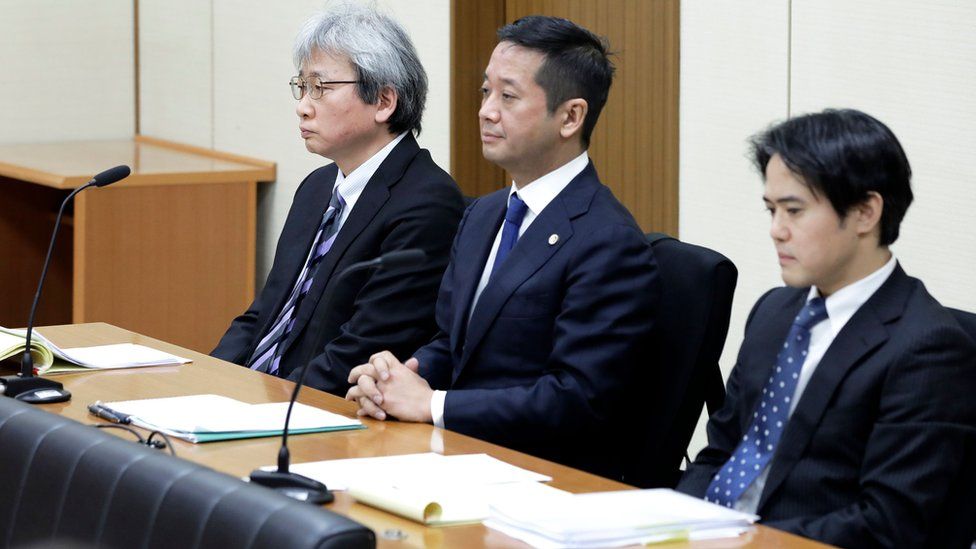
[211,171,321,365]
[289,179,463,395]
[441,222,658,447]
[413,200,478,390]
[763,325,976,548]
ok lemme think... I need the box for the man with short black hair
[678,109,976,547]
[346,15,659,479]
[212,5,463,395]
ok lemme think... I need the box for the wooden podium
[0,136,275,353]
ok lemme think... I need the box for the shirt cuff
[430,390,446,428]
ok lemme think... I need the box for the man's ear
[375,86,398,124]
[558,98,588,141]
[853,191,884,237]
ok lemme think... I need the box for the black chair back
[949,307,976,343]
[622,233,737,488]
[938,307,976,548]
[0,397,374,549]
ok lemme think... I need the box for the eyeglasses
[289,76,360,100]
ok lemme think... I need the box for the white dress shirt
[735,254,897,513]
[281,133,406,317]
[429,152,590,427]
[332,132,407,227]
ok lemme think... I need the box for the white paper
[60,343,190,369]
[281,452,551,491]
[484,518,752,549]
[486,488,757,547]
[104,394,361,433]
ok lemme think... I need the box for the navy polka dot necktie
[705,297,828,508]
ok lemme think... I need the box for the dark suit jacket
[212,134,464,395]
[678,264,976,548]
[413,162,659,479]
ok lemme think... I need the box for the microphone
[0,165,131,404]
[249,248,427,503]
[91,164,131,187]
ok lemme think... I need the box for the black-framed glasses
[289,76,360,100]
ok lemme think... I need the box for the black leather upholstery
[949,307,976,343]
[621,233,737,488]
[0,397,375,549]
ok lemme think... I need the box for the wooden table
[27,323,830,549]
[0,136,275,353]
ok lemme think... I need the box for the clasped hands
[345,351,433,423]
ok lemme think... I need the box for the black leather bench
[0,397,374,549]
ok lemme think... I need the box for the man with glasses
[212,5,463,395]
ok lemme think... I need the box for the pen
[88,401,131,424]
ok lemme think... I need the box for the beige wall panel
[211,0,451,281]
[138,0,214,148]
[0,0,134,143]
[385,0,451,172]
[679,0,790,456]
[791,0,976,312]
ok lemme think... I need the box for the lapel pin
[548,234,559,246]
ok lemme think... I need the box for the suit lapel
[448,194,506,358]
[251,166,337,351]
[452,164,599,383]
[759,265,910,508]
[279,135,421,356]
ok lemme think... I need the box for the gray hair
[293,3,428,135]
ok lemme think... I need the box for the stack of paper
[1,326,190,374]
[0,327,52,368]
[102,394,363,443]
[276,452,559,526]
[484,488,757,548]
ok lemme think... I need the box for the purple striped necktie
[247,189,345,375]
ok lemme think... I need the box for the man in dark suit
[211,5,463,396]
[345,15,659,478]
[678,109,976,548]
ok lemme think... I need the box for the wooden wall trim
[450,0,679,236]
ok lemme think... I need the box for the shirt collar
[333,132,408,205]
[508,152,589,216]
[807,254,898,337]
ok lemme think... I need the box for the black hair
[750,108,913,246]
[497,15,614,148]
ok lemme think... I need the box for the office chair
[621,233,737,488]
[949,307,976,343]
[936,308,976,548]
[0,397,374,549]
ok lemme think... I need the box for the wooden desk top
[0,135,275,188]
[27,323,829,549]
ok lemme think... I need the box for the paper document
[485,488,757,548]
[281,452,551,491]
[349,480,568,526]
[58,343,189,369]
[0,326,190,374]
[271,452,555,526]
[102,394,363,443]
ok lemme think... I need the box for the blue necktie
[247,189,345,375]
[490,192,528,277]
[705,297,828,508]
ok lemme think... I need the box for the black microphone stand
[249,249,426,504]
[1,166,131,404]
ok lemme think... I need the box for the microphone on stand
[249,248,427,504]
[1,165,131,404]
